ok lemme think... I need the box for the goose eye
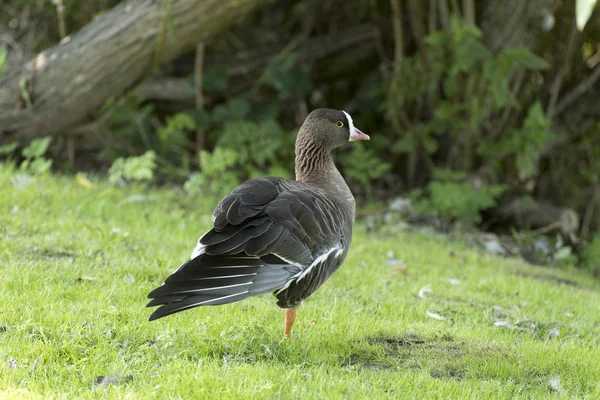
[336,121,344,128]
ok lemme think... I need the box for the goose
[147,108,370,337]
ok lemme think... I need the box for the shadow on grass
[176,328,508,382]
[342,332,505,380]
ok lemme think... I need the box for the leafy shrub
[0,137,54,174]
[339,143,391,201]
[411,169,507,228]
[184,148,240,198]
[8,137,54,175]
[478,101,554,179]
[0,142,19,158]
[157,113,196,143]
[216,119,294,179]
[263,53,312,99]
[108,150,157,185]
[387,15,550,174]
[101,98,196,176]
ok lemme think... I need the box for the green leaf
[22,137,52,159]
[554,246,573,261]
[157,113,195,142]
[500,47,550,70]
[183,172,205,195]
[424,31,450,47]
[27,158,53,175]
[432,168,467,182]
[213,98,251,122]
[264,54,312,98]
[340,143,391,185]
[0,142,18,155]
[108,151,157,184]
[576,0,598,30]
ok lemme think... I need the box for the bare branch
[546,23,579,119]
[553,64,600,117]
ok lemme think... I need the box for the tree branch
[133,25,379,104]
[546,22,579,119]
[552,64,600,117]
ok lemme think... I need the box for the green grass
[1,164,599,399]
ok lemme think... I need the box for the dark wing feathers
[201,216,270,246]
[148,253,302,321]
[213,178,283,228]
[203,178,342,262]
[147,177,348,320]
[205,220,274,254]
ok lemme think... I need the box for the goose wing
[147,177,350,320]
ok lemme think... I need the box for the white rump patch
[275,246,343,294]
[297,247,343,282]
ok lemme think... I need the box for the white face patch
[342,110,356,141]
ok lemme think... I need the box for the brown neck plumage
[294,132,356,219]
[294,135,334,184]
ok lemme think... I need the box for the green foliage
[20,157,53,175]
[554,246,576,262]
[411,169,507,227]
[340,143,391,201]
[203,65,229,94]
[19,137,53,175]
[499,47,551,70]
[157,113,196,143]
[263,54,312,99]
[212,97,252,123]
[387,15,549,174]
[101,96,155,159]
[22,137,52,159]
[183,118,294,198]
[583,234,600,275]
[108,150,157,185]
[479,101,554,178]
[184,148,240,198]
[0,142,18,156]
[0,138,53,174]
[216,119,294,177]
[102,97,196,177]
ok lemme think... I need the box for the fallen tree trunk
[0,0,266,143]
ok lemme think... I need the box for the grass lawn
[1,164,599,399]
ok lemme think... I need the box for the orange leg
[283,309,297,338]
